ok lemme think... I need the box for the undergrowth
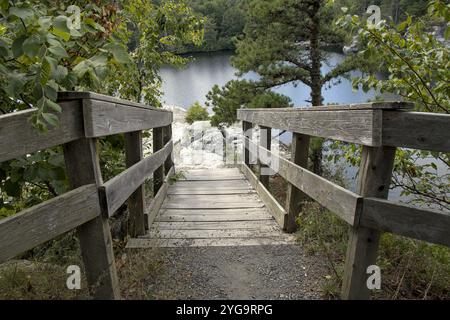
[295,202,450,300]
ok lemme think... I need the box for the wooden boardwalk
[127,168,296,248]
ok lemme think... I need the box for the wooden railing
[237,102,450,300]
[0,92,174,299]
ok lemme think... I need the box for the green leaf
[0,0,9,11]
[23,35,41,57]
[12,36,26,58]
[84,18,106,32]
[44,82,58,101]
[5,72,26,98]
[41,112,59,127]
[38,58,51,86]
[53,65,68,82]
[104,43,132,65]
[9,7,33,19]
[72,59,90,77]
[48,45,68,58]
[52,16,71,41]
[53,16,70,33]
[45,99,62,113]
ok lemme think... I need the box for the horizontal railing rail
[0,91,175,299]
[237,101,450,300]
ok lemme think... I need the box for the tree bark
[309,0,323,107]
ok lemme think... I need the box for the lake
[159,51,443,203]
[159,50,393,109]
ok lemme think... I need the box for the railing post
[63,138,120,299]
[124,131,146,236]
[258,126,271,188]
[341,145,396,299]
[163,124,173,174]
[284,133,310,232]
[243,121,253,166]
[153,127,164,194]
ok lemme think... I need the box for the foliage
[0,0,204,218]
[333,0,430,23]
[337,0,449,209]
[106,0,204,106]
[177,0,246,52]
[206,0,361,174]
[185,101,209,124]
[204,0,363,108]
[296,201,450,299]
[0,0,131,128]
[207,79,292,127]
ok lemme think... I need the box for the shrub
[185,102,210,124]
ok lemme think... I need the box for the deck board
[127,168,295,248]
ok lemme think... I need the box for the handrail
[0,92,175,299]
[237,102,450,151]
[237,102,450,300]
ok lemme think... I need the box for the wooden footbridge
[0,92,449,300]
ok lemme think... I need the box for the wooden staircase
[126,168,296,248]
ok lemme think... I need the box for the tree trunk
[308,0,324,174]
[309,0,323,107]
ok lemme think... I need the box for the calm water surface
[159,51,443,202]
[159,50,391,109]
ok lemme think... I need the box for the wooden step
[129,168,294,249]
[162,194,263,209]
[126,236,296,248]
[152,220,277,230]
[144,227,283,239]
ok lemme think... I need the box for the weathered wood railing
[237,102,450,300]
[0,92,174,299]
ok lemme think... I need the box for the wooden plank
[156,213,274,222]
[152,220,278,230]
[181,175,245,181]
[0,101,83,162]
[285,133,310,232]
[153,127,165,194]
[185,168,242,175]
[82,99,172,137]
[163,125,174,175]
[159,207,272,216]
[183,171,244,177]
[162,194,264,209]
[341,146,396,300]
[251,139,361,225]
[258,126,271,187]
[148,166,175,226]
[243,121,253,165]
[58,91,171,111]
[238,108,383,146]
[382,111,450,152]
[156,208,273,222]
[173,180,251,189]
[360,198,450,247]
[63,138,120,299]
[144,228,285,239]
[240,163,288,228]
[101,140,173,217]
[125,131,145,236]
[0,184,99,264]
[246,101,413,112]
[127,236,296,248]
[168,188,255,195]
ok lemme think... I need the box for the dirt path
[141,244,326,300]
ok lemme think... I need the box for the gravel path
[143,244,326,300]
